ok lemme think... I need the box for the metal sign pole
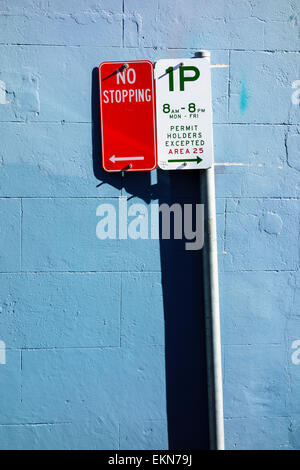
[200,50,225,451]
[202,165,225,450]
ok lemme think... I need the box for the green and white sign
[155,58,213,170]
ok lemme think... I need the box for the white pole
[199,50,225,450]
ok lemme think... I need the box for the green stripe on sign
[168,157,203,164]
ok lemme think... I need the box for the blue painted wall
[0,0,299,450]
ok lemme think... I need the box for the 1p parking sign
[155,58,213,170]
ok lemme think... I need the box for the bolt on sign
[155,58,213,170]
[99,60,157,172]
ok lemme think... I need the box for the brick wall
[0,0,299,450]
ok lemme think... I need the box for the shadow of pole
[158,170,209,450]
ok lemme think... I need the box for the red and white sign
[99,60,157,172]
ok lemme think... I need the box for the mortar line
[224,198,228,253]
[0,196,298,200]
[0,44,299,53]
[0,270,163,274]
[122,0,125,47]
[0,422,71,427]
[223,343,282,346]
[0,269,296,274]
[10,346,124,351]
[20,198,23,272]
[227,50,231,120]
[0,121,297,126]
[20,349,23,404]
[224,416,292,420]
[120,272,123,348]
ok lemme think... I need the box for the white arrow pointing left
[109,155,144,163]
